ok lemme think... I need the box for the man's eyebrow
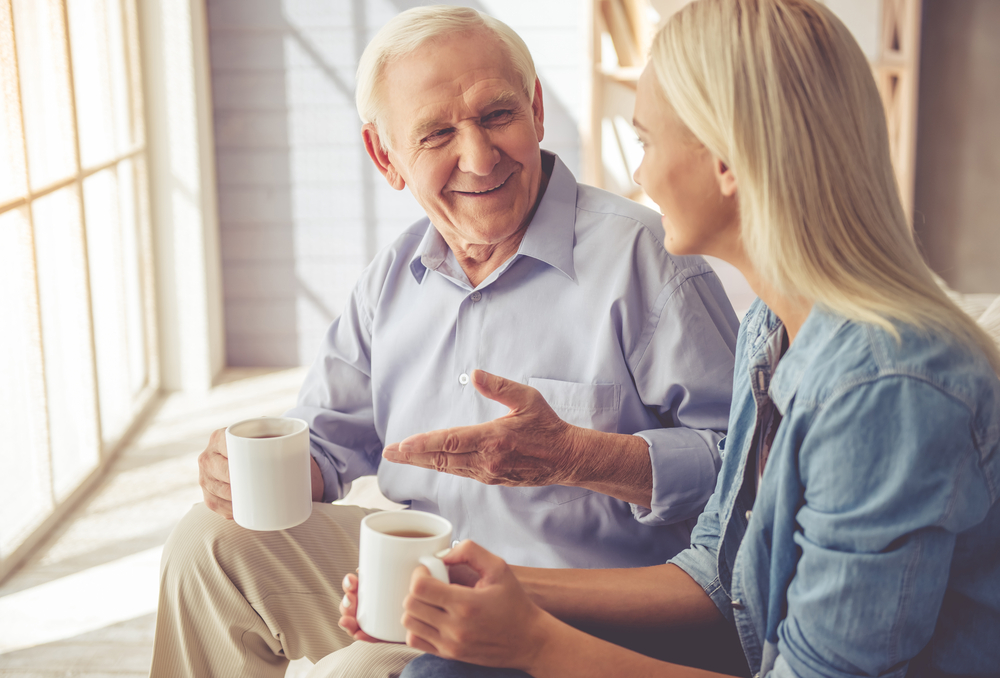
[481,91,521,110]
[410,91,523,141]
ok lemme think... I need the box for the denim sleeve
[284,281,383,503]
[772,376,992,677]
[667,443,733,622]
[630,268,739,526]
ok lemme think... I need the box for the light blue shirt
[287,153,740,568]
[671,299,1000,676]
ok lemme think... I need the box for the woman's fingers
[441,540,506,585]
[403,594,449,629]
[342,573,358,593]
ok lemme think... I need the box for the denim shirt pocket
[520,378,622,505]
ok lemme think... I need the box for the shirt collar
[764,303,849,413]
[408,151,578,284]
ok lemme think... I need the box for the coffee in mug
[225,417,313,531]
[357,511,452,642]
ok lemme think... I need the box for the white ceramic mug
[225,416,313,531]
[357,511,452,642]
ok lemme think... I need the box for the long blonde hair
[651,0,1000,373]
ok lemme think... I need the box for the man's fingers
[202,489,233,519]
[387,451,481,472]
[201,473,233,501]
[390,423,492,458]
[209,427,229,458]
[208,449,231,483]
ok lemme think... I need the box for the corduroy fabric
[150,502,421,678]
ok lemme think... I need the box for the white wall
[913,0,1000,294]
[208,0,585,366]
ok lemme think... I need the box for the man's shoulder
[351,216,432,307]
[571,183,715,281]
[574,183,667,248]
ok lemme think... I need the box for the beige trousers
[149,502,422,678]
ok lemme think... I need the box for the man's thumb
[471,369,526,409]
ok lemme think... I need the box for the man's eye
[422,129,454,145]
[483,110,512,123]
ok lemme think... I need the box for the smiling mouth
[456,175,509,195]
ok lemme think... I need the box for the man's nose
[456,126,500,176]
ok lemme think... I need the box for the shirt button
[745,510,753,522]
[731,599,744,610]
[470,291,482,302]
[458,373,470,385]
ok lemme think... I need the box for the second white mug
[357,510,452,642]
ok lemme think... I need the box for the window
[0,0,157,570]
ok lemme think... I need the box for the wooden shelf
[584,0,922,221]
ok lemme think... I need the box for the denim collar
[748,303,849,414]
[408,151,577,286]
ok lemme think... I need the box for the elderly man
[149,6,738,678]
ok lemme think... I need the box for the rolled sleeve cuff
[310,448,349,503]
[629,429,723,526]
[669,544,734,623]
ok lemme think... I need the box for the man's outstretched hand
[382,370,581,487]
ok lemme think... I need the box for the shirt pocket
[527,378,622,431]
[519,378,622,505]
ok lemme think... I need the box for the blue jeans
[398,620,750,678]
[401,655,529,678]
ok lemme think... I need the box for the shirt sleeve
[770,377,992,677]
[283,281,384,503]
[629,266,739,526]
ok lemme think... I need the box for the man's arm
[285,281,385,503]
[382,266,738,519]
[382,369,655,506]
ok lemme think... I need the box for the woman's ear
[362,123,406,191]
[716,158,737,197]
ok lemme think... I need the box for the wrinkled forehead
[381,32,527,142]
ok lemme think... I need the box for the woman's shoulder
[784,307,1000,454]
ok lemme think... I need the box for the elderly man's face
[363,30,545,250]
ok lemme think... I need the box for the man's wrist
[564,430,653,507]
[559,424,588,486]
[310,456,325,501]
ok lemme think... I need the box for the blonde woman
[339,0,1000,675]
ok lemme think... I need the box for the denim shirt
[671,299,1000,677]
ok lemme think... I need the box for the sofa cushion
[977,296,1000,350]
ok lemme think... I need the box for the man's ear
[531,78,544,143]
[716,158,737,198]
[362,123,405,191]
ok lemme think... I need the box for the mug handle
[418,549,451,584]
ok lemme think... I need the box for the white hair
[355,5,536,150]
[651,0,1000,373]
